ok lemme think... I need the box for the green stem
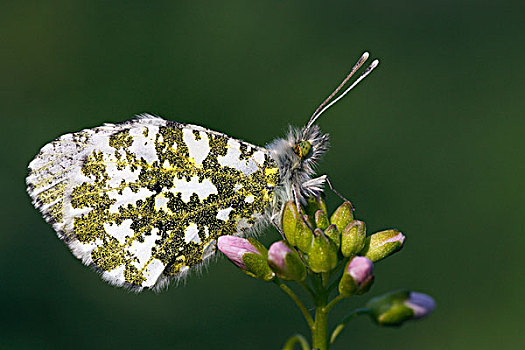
[329,308,371,345]
[282,334,310,350]
[311,280,330,350]
[325,295,344,313]
[298,280,316,301]
[312,304,329,350]
[321,272,330,288]
[274,279,314,328]
[311,272,323,293]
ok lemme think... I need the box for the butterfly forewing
[27,115,279,290]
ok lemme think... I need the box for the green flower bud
[295,216,314,254]
[282,201,300,246]
[315,209,330,230]
[324,224,340,249]
[330,201,354,232]
[305,196,328,218]
[341,220,366,257]
[366,290,435,326]
[268,241,306,281]
[308,229,338,273]
[361,229,405,262]
[338,256,374,297]
[366,290,412,326]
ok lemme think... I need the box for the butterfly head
[294,123,330,172]
[271,52,379,202]
[293,140,312,160]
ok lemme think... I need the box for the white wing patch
[216,207,234,221]
[182,128,210,166]
[171,176,218,202]
[218,139,258,175]
[104,219,133,244]
[184,223,201,244]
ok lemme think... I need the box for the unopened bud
[217,236,274,281]
[315,209,330,230]
[282,201,300,246]
[305,196,328,218]
[366,290,435,326]
[295,216,314,254]
[361,229,405,262]
[404,292,436,320]
[324,224,340,249]
[268,241,306,281]
[341,220,366,257]
[308,229,338,273]
[338,256,374,297]
[330,201,354,233]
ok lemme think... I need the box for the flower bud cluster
[218,197,405,291]
[281,198,405,276]
[217,195,434,340]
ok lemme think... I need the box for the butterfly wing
[27,115,279,291]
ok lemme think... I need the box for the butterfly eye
[293,140,312,159]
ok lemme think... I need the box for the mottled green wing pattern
[27,115,279,291]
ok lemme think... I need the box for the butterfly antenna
[305,52,379,132]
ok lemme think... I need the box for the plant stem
[325,295,344,313]
[311,272,323,293]
[274,279,314,328]
[311,284,329,350]
[329,308,371,345]
[321,272,330,288]
[312,304,329,350]
[282,334,310,350]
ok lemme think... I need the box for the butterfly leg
[324,175,355,210]
[301,175,327,198]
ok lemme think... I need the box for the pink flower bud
[217,236,261,269]
[268,241,306,281]
[268,241,292,269]
[347,256,374,286]
[339,256,374,296]
[404,292,436,319]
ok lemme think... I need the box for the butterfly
[26,52,378,291]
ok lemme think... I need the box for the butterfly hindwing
[27,115,279,290]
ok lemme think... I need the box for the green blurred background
[2,1,523,349]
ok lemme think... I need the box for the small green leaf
[242,253,275,281]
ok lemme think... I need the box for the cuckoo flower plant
[218,196,435,350]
